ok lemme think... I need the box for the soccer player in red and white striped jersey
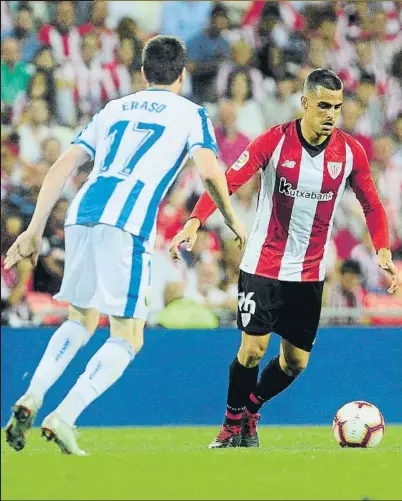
[170,68,400,449]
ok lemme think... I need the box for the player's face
[303,87,343,137]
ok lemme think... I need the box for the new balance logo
[278,177,334,201]
[238,292,256,327]
[282,160,296,168]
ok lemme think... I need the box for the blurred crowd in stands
[1,0,401,328]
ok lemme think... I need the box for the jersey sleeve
[190,131,272,226]
[187,106,219,158]
[71,109,102,160]
[348,139,390,251]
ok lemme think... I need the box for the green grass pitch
[2,426,401,500]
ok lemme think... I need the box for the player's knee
[68,306,99,336]
[238,345,266,367]
[281,356,308,377]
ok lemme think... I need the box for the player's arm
[191,147,246,249]
[349,141,399,294]
[4,145,90,270]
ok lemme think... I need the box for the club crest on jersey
[327,162,342,179]
[232,150,250,170]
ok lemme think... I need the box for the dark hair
[27,70,57,116]
[340,259,362,276]
[261,2,281,20]
[211,3,229,19]
[317,7,337,25]
[226,68,253,100]
[359,72,376,86]
[304,68,343,94]
[17,3,33,14]
[142,35,186,85]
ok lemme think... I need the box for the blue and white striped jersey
[65,89,218,248]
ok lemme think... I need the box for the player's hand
[377,248,399,294]
[224,216,247,250]
[4,231,42,270]
[169,218,201,261]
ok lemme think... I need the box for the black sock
[246,355,296,414]
[225,357,259,425]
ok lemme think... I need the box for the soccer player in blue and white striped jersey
[4,35,246,455]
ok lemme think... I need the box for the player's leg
[40,226,150,454]
[209,270,278,449]
[208,332,270,449]
[42,316,144,455]
[242,280,323,445]
[245,339,310,414]
[5,305,99,452]
[5,225,99,452]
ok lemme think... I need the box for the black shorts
[237,270,324,352]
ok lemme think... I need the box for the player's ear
[141,66,148,84]
[180,68,186,82]
[301,96,308,111]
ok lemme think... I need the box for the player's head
[339,259,362,292]
[301,68,343,137]
[141,35,186,93]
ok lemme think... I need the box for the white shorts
[54,224,151,319]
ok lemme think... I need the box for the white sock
[55,337,135,426]
[27,320,90,402]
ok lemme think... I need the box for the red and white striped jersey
[38,24,93,64]
[191,120,389,282]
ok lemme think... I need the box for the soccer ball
[332,401,385,448]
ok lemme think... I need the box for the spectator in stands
[392,113,402,165]
[214,100,250,169]
[17,99,52,164]
[115,16,141,41]
[33,46,56,73]
[26,70,57,119]
[207,174,259,243]
[224,68,265,139]
[83,0,119,64]
[371,9,402,72]
[1,4,41,64]
[371,135,402,251]
[255,3,287,80]
[117,36,142,74]
[187,4,231,103]
[6,161,49,230]
[1,37,31,125]
[40,137,62,168]
[309,7,355,88]
[1,212,32,326]
[339,96,374,160]
[385,50,402,122]
[350,229,390,293]
[186,258,234,313]
[326,259,366,325]
[253,2,289,49]
[263,72,300,128]
[1,138,22,200]
[38,0,91,65]
[350,37,387,92]
[355,72,385,136]
[160,1,213,45]
[216,39,265,103]
[33,198,69,296]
